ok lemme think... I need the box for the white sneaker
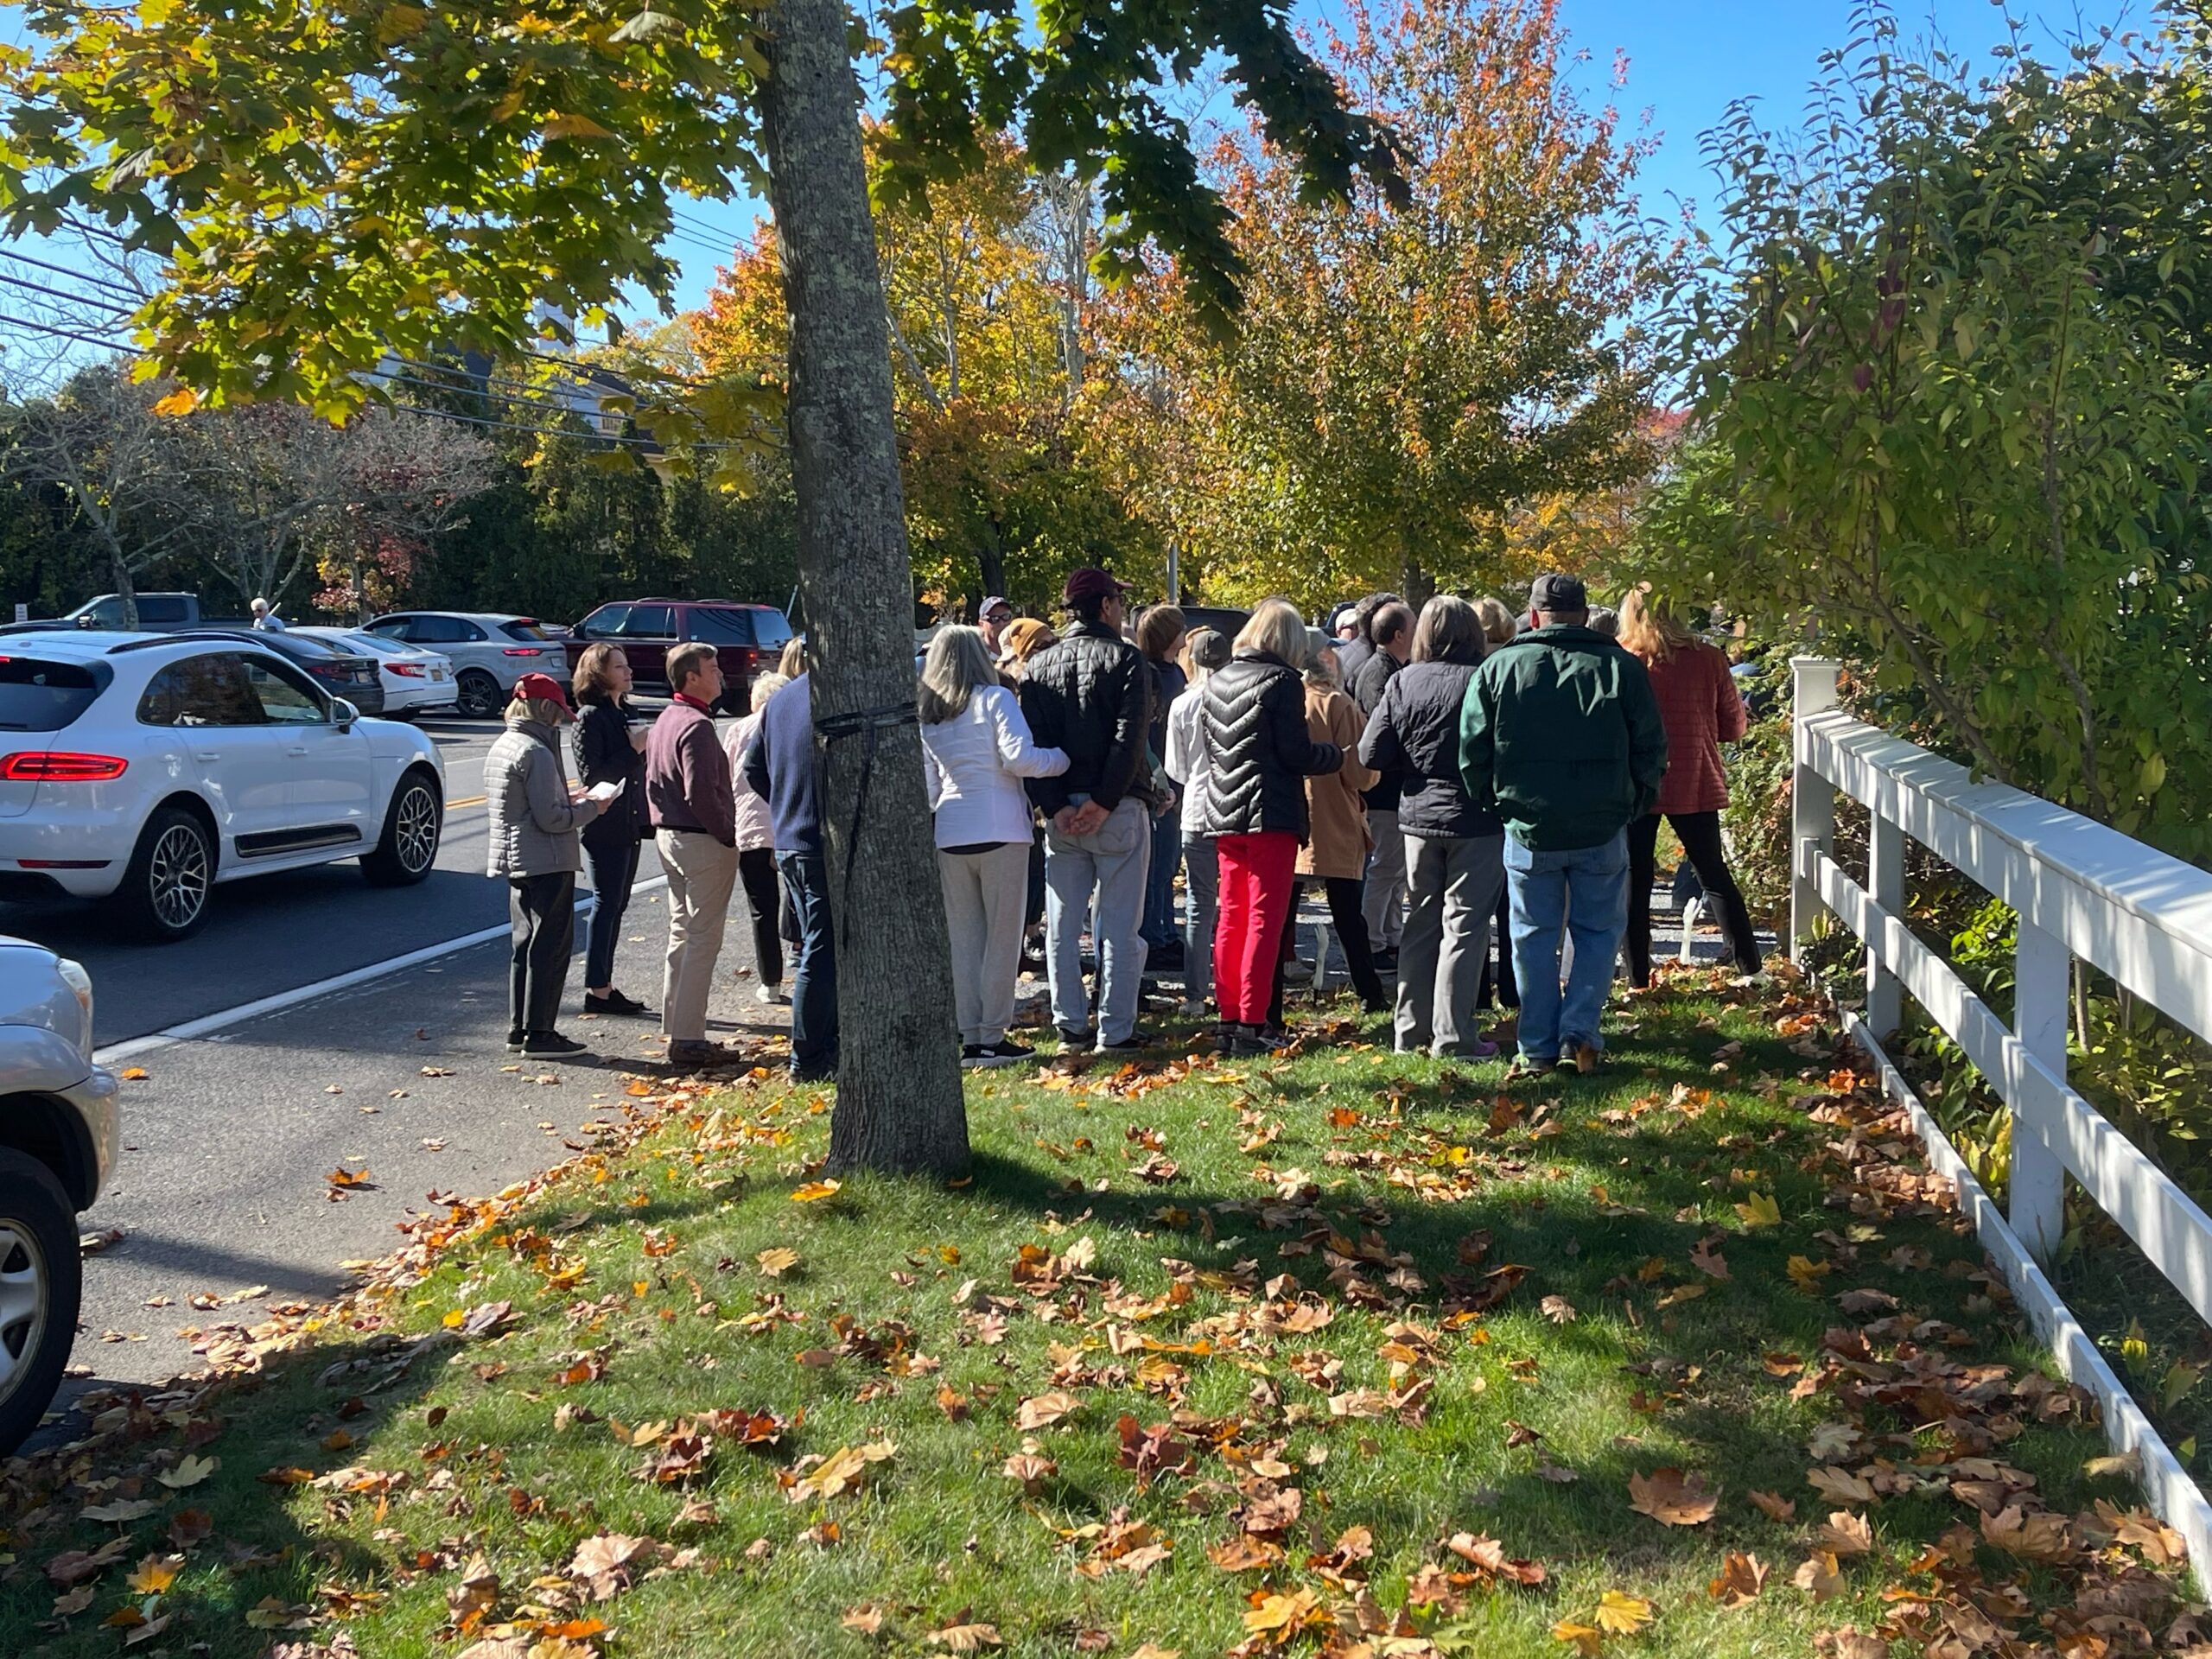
[756,983,791,1006]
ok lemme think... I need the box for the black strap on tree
[813,701,919,917]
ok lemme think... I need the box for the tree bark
[759,0,969,1176]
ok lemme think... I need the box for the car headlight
[55,956,92,1016]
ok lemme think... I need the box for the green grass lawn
[0,969,2184,1658]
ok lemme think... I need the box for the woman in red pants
[1196,597,1344,1054]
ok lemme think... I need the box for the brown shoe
[667,1039,734,1069]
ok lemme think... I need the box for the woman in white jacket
[1162,627,1232,1014]
[919,626,1069,1066]
[724,672,789,1006]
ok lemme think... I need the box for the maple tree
[1092,0,1674,607]
[0,0,1404,1174]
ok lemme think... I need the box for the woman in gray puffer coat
[486,672,608,1057]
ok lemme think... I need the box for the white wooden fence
[1790,657,2212,1583]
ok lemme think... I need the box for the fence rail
[1790,657,2212,1587]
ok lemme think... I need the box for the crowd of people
[481,565,1766,1081]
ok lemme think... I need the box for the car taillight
[503,645,545,657]
[389,663,425,677]
[0,752,129,781]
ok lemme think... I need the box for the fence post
[1866,811,1904,1038]
[1790,658,1840,963]
[2011,918,2069,1262]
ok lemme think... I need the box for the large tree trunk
[759,0,969,1176]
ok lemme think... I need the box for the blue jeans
[1045,798,1151,1045]
[1504,830,1629,1064]
[1141,808,1182,949]
[776,849,838,1073]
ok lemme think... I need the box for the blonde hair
[777,637,805,678]
[918,626,996,724]
[1618,588,1695,662]
[1234,596,1309,666]
[505,696,571,727]
[1474,596,1516,645]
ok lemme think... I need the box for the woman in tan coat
[1296,650,1388,1012]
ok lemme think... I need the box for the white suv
[0,631,446,940]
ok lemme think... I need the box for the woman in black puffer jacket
[1197,597,1343,1052]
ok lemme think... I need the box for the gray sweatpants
[1395,832,1505,1057]
[1044,798,1151,1045]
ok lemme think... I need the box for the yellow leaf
[791,1179,842,1204]
[149,389,197,418]
[119,1066,149,1081]
[1734,1192,1782,1228]
[756,1247,800,1277]
[541,112,616,142]
[1551,1619,1604,1656]
[124,1554,181,1596]
[1594,1590,1654,1634]
[156,1454,216,1490]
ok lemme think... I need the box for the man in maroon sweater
[645,643,738,1066]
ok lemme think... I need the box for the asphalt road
[0,708,777,1424]
[0,716,667,1046]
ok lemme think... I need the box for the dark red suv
[564,600,796,713]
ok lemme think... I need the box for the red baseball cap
[1063,567,1128,604]
[512,671,570,712]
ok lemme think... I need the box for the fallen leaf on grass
[1734,1191,1781,1228]
[79,1497,161,1523]
[51,1583,94,1617]
[167,1510,213,1549]
[1014,1390,1083,1430]
[1689,1237,1731,1279]
[783,1440,895,1503]
[1540,1294,1578,1324]
[1243,1588,1324,1638]
[790,1179,842,1203]
[1594,1590,1655,1633]
[1707,1551,1768,1608]
[1552,1621,1603,1656]
[45,1538,129,1586]
[842,1604,887,1637]
[1810,1510,1873,1557]
[756,1247,800,1277]
[124,1554,181,1595]
[1813,1629,1887,1659]
[1806,1465,1873,1505]
[1792,1550,1846,1600]
[1001,1452,1056,1493]
[157,1454,216,1489]
[925,1622,1001,1652]
[1628,1466,1717,1526]
[1747,1490,1796,1522]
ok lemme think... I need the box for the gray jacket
[485,719,591,879]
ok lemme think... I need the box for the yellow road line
[447,794,486,810]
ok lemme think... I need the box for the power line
[0,269,134,316]
[0,310,135,352]
[0,248,143,302]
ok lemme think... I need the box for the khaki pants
[656,830,739,1042]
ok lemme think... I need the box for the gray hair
[918,626,997,724]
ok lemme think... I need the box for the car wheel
[455,671,501,719]
[112,806,215,942]
[0,1148,81,1456]
[362,769,442,887]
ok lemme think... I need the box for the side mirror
[331,697,359,731]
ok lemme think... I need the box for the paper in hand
[586,779,623,803]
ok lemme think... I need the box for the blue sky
[0,0,2152,356]
[644,0,2148,321]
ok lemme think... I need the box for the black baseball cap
[1529,573,1587,613]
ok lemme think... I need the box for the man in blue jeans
[739,673,837,1084]
[1458,574,1667,1074]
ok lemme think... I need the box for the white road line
[93,874,671,1067]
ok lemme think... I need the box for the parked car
[0,594,248,636]
[364,612,562,719]
[293,627,456,718]
[1174,605,1251,644]
[0,631,445,939]
[167,627,387,717]
[0,936,118,1452]
[563,600,795,714]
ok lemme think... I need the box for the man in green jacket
[1459,574,1667,1073]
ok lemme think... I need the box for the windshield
[0,656,105,732]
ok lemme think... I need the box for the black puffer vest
[1195,651,1343,839]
